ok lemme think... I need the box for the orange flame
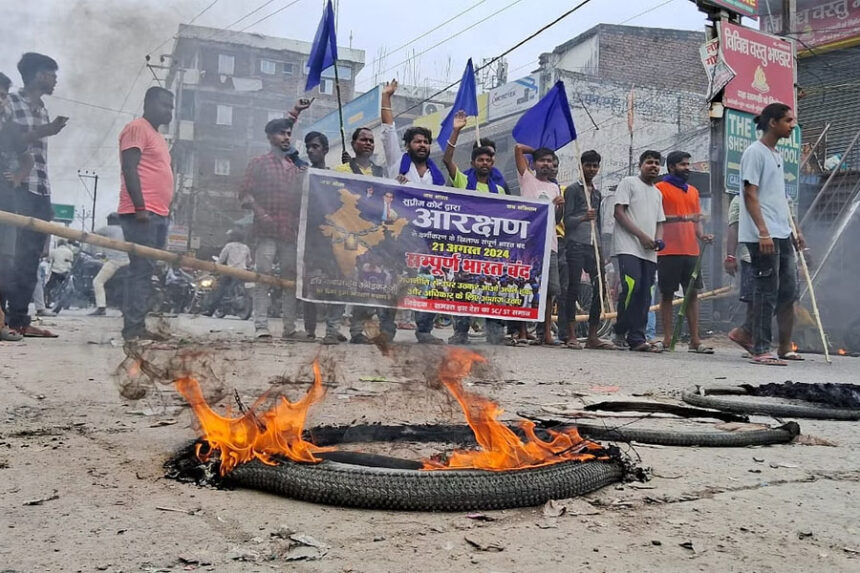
[792,341,799,352]
[175,360,333,475]
[127,360,141,378]
[424,348,604,471]
[838,348,847,356]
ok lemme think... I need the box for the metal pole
[798,122,831,172]
[332,61,347,155]
[799,128,860,227]
[91,174,98,231]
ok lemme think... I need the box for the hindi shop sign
[762,0,860,55]
[719,22,795,116]
[298,169,552,321]
[700,37,736,102]
[724,108,802,200]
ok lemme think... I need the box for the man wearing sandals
[656,151,714,354]
[563,149,614,350]
[738,103,804,366]
[612,150,666,352]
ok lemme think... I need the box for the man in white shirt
[88,213,130,315]
[612,150,666,352]
[45,239,74,305]
[380,79,446,344]
[202,229,251,317]
[739,103,804,365]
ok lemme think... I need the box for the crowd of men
[0,51,805,365]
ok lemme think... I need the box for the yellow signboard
[411,93,489,136]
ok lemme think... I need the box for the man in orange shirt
[116,86,174,340]
[656,151,713,353]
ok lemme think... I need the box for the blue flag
[512,80,577,150]
[437,59,479,150]
[305,0,338,92]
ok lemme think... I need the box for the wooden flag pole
[0,210,294,289]
[573,139,606,318]
[789,216,831,363]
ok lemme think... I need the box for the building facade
[166,24,365,254]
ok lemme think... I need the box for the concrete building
[166,24,365,254]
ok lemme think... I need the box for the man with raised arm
[380,79,446,344]
[514,143,565,347]
[441,110,506,345]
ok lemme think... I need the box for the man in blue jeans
[739,103,804,366]
[116,87,175,340]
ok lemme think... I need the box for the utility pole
[77,170,99,231]
[693,1,743,306]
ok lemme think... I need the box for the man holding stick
[116,86,174,341]
[563,149,614,350]
[739,103,804,366]
[656,150,713,353]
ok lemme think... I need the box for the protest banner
[297,169,552,321]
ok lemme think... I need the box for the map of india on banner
[297,170,552,321]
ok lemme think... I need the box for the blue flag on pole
[437,59,479,150]
[305,0,338,92]
[512,80,577,150]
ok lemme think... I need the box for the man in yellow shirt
[334,127,385,177]
[334,126,396,344]
[441,110,506,345]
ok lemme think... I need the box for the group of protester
[0,51,805,365]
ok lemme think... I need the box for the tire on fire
[225,457,625,511]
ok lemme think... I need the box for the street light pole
[77,170,99,231]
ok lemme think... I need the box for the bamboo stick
[0,210,295,288]
[789,217,830,363]
[563,285,732,323]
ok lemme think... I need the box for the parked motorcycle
[52,252,163,314]
[204,276,253,320]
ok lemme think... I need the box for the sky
[0,0,712,226]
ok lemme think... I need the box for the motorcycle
[163,266,196,314]
[204,276,253,320]
[52,252,163,314]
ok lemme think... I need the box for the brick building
[166,24,365,254]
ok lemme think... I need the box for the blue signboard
[305,85,381,143]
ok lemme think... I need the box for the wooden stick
[789,217,830,363]
[573,139,606,318]
[0,210,295,289]
[560,285,732,323]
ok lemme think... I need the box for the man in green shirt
[441,110,506,345]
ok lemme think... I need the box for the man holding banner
[380,79,446,344]
[442,109,507,345]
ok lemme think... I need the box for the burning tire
[682,385,860,420]
[225,457,625,511]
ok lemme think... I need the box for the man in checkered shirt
[1,53,67,338]
[239,98,312,340]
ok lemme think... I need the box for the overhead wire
[373,0,524,85]
[395,0,595,119]
[238,0,305,32]
[356,0,490,88]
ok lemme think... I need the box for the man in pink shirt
[116,86,174,340]
[515,144,565,346]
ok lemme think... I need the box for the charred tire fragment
[226,458,624,511]
[572,421,800,447]
[307,422,799,449]
[682,385,860,421]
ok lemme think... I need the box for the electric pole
[77,170,99,231]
